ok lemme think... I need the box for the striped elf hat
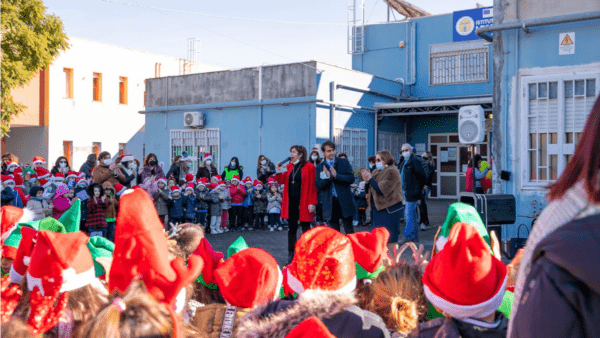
[434,203,491,254]
[347,227,390,280]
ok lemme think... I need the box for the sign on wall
[453,7,494,42]
[559,32,575,55]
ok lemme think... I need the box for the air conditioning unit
[458,105,485,144]
[183,112,204,128]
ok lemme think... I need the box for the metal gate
[334,127,367,170]
[377,131,405,162]
[170,129,220,173]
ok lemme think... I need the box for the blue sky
[45,0,493,70]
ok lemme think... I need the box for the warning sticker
[559,32,575,55]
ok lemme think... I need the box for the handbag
[386,202,404,215]
[509,224,529,259]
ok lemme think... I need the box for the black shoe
[397,237,419,246]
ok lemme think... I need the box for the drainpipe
[330,81,336,140]
[405,21,417,86]
[258,66,263,155]
[374,109,378,154]
[476,10,600,42]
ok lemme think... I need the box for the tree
[1,0,69,137]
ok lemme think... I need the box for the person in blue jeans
[397,144,426,244]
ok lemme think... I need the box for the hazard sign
[559,32,575,55]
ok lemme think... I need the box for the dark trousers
[316,203,324,222]
[254,212,266,229]
[230,205,244,229]
[196,211,207,226]
[106,221,116,242]
[329,197,355,234]
[358,208,367,225]
[418,198,429,226]
[268,213,281,227]
[288,195,311,256]
[244,207,254,227]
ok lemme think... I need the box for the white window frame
[334,127,368,170]
[170,129,220,174]
[520,72,599,190]
[429,40,489,86]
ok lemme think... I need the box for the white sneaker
[353,221,359,226]
[278,226,283,231]
[270,226,274,232]
[420,223,427,231]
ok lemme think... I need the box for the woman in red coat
[275,145,318,263]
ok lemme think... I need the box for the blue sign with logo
[453,7,494,42]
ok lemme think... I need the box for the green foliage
[1,0,69,137]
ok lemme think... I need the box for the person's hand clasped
[361,168,371,182]
[323,166,331,178]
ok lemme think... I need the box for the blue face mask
[376,162,384,170]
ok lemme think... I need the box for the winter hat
[8,226,38,284]
[54,184,69,198]
[39,179,52,189]
[66,171,77,179]
[38,217,67,234]
[108,189,203,305]
[287,226,356,295]
[35,167,50,179]
[435,203,490,254]
[227,236,249,259]
[242,176,252,185]
[212,174,221,182]
[75,178,87,187]
[231,175,241,183]
[203,154,213,162]
[53,173,65,182]
[12,174,23,188]
[114,184,127,196]
[13,167,23,177]
[347,227,390,280]
[185,173,194,183]
[218,180,226,188]
[6,161,19,171]
[32,156,46,165]
[214,248,281,309]
[286,316,335,338]
[192,238,224,289]
[86,236,115,278]
[180,151,195,162]
[185,183,195,191]
[156,176,167,186]
[1,206,33,244]
[267,177,277,185]
[29,186,43,197]
[77,171,85,178]
[197,177,209,187]
[27,231,96,294]
[121,154,134,163]
[58,199,81,233]
[422,222,507,319]
[171,186,181,194]
[1,175,15,185]
[253,179,263,188]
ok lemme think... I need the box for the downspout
[491,0,506,194]
[330,81,336,141]
[258,66,263,155]
[405,21,417,86]
[374,109,378,154]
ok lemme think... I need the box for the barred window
[430,41,489,85]
[334,128,367,170]
[170,129,220,173]
[523,74,598,187]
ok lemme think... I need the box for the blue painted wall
[497,18,600,240]
[406,115,458,146]
[353,15,493,99]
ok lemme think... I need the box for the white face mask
[128,162,136,169]
[376,162,384,170]
[103,158,113,165]
[370,163,375,169]
[8,167,15,172]
[205,160,212,165]
[230,161,236,168]
[59,162,67,168]
[311,155,318,161]
[260,160,267,165]
[7,184,15,189]
[402,151,411,159]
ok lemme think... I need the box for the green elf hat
[347,227,390,280]
[58,199,81,233]
[227,236,249,259]
[87,236,115,278]
[38,217,67,234]
[2,220,41,261]
[435,203,491,254]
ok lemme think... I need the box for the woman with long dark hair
[256,155,276,185]
[50,156,71,176]
[196,154,218,180]
[275,145,318,263]
[140,153,165,183]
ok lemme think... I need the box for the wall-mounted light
[399,41,405,48]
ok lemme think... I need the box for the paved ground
[206,199,455,266]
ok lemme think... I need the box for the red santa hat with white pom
[32,156,46,165]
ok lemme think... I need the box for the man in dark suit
[315,140,357,234]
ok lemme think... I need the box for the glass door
[438,144,459,198]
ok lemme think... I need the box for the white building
[5,36,227,169]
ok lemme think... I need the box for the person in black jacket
[196,154,218,180]
[397,144,426,244]
[419,151,435,230]
[79,154,97,179]
[115,155,137,188]
[256,155,276,185]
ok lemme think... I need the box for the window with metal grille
[334,128,367,170]
[170,129,220,173]
[377,131,406,162]
[430,41,489,85]
[522,74,598,187]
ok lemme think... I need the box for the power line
[102,0,347,26]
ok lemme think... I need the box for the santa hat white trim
[435,236,449,253]
[203,154,213,162]
[9,264,25,285]
[231,177,240,182]
[32,160,45,165]
[121,154,134,162]
[185,185,194,191]
[27,266,97,295]
[286,268,357,296]
[53,177,65,182]
[156,177,167,186]
[275,266,284,301]
[423,276,507,320]
[3,178,15,185]
[42,181,52,188]
[6,162,19,169]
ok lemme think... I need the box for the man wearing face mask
[117,154,138,188]
[196,154,218,181]
[92,151,126,186]
[222,157,243,181]
[256,155,276,185]
[396,144,426,244]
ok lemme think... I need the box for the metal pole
[258,66,263,155]
[374,109,378,155]
[330,81,336,140]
